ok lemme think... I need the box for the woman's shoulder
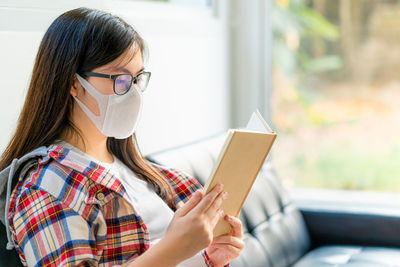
[13,153,92,208]
[10,144,106,213]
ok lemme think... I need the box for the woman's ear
[70,75,80,97]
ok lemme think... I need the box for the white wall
[0,0,229,155]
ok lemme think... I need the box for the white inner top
[55,140,206,266]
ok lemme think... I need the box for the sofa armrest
[290,188,400,249]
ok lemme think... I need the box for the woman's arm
[150,164,240,266]
[11,188,101,266]
[123,237,182,267]
[126,185,228,267]
[12,187,181,267]
[11,184,227,267]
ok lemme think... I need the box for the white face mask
[74,73,143,139]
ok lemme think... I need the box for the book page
[246,109,273,133]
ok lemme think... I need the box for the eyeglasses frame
[82,71,151,95]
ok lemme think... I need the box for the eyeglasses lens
[135,73,150,92]
[115,74,132,95]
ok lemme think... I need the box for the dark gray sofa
[147,133,400,267]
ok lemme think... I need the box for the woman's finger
[211,235,245,250]
[225,215,243,238]
[209,208,225,229]
[205,191,228,222]
[175,190,203,217]
[208,242,243,255]
[192,184,224,214]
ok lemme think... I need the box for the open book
[203,109,277,237]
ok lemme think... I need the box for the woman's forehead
[101,44,143,71]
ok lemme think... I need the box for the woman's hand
[205,215,245,267]
[160,184,228,265]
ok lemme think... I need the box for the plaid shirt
[8,144,226,267]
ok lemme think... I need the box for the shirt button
[97,192,105,201]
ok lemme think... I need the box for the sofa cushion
[293,245,400,266]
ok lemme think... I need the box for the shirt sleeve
[10,187,105,267]
[149,163,203,208]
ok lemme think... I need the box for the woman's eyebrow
[135,66,145,74]
[111,66,145,75]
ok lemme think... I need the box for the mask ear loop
[75,74,106,99]
[74,74,109,130]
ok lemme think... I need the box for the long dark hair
[0,7,174,207]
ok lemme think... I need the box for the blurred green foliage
[271,0,345,130]
[271,0,400,193]
[292,142,400,192]
[272,0,343,78]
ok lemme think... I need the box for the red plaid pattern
[7,144,226,267]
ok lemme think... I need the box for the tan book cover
[203,109,277,237]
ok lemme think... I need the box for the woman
[0,7,244,267]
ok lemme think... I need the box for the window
[271,0,400,192]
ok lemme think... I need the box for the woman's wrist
[202,249,214,267]
[202,248,221,267]
[203,248,230,267]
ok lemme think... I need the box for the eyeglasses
[83,71,151,95]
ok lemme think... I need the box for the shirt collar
[46,144,127,197]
